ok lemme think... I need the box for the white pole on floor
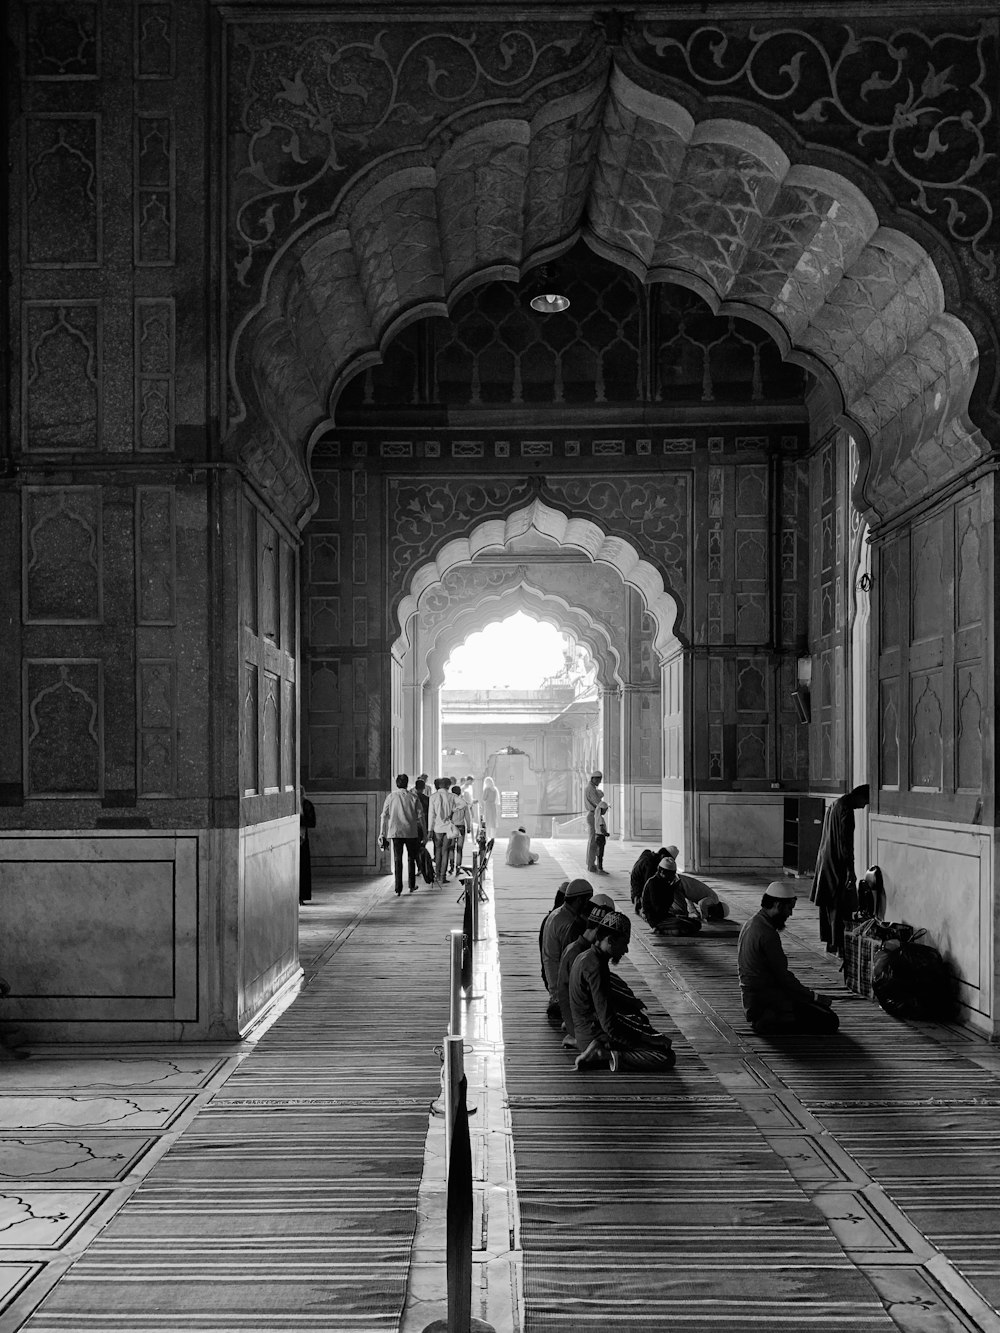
[471,851,481,942]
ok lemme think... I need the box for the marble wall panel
[137,659,176,797]
[25,2,100,80]
[238,816,299,1032]
[22,486,102,623]
[134,116,174,265]
[309,793,379,869]
[23,660,102,797]
[24,114,100,265]
[135,487,175,624]
[870,815,992,1031]
[134,300,175,452]
[698,793,783,869]
[0,835,198,1022]
[23,302,101,451]
[135,2,173,79]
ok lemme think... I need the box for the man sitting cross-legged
[569,911,675,1073]
[557,894,649,1050]
[540,878,593,1023]
[737,881,839,1034]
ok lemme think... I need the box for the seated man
[630,846,669,914]
[539,882,569,990]
[506,826,539,867]
[737,881,839,1034]
[641,855,702,935]
[569,911,675,1073]
[557,894,649,1050]
[540,878,593,1020]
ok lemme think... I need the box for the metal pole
[471,851,480,942]
[443,1033,463,1181]
[448,928,463,1034]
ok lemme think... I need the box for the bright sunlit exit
[443,613,594,690]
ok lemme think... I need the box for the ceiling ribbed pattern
[250,66,985,523]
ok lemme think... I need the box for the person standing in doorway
[481,775,500,840]
[299,787,316,905]
[584,770,604,873]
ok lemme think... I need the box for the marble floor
[1,849,998,1333]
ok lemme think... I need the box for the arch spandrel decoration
[228,17,997,530]
[421,582,622,691]
[419,561,629,648]
[393,498,682,665]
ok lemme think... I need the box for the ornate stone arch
[393,497,682,665]
[420,581,623,690]
[235,59,994,528]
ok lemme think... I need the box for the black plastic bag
[872,931,957,1022]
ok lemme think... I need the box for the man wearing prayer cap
[540,878,594,1021]
[584,770,604,873]
[641,854,702,935]
[737,882,839,1034]
[556,892,615,1047]
[569,911,676,1072]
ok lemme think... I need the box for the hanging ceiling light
[529,291,570,314]
[527,265,570,314]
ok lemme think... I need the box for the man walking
[379,774,426,896]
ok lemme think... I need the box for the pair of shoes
[596,867,607,875]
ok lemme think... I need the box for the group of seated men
[537,875,839,1066]
[630,846,730,934]
[538,878,676,1072]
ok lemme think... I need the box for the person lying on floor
[737,881,839,1035]
[569,911,675,1072]
[557,894,648,1050]
[506,826,539,866]
[659,846,730,922]
[540,878,593,1023]
[641,855,702,935]
[630,846,669,914]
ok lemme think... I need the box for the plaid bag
[841,918,882,999]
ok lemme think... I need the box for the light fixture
[527,265,570,315]
[529,291,570,315]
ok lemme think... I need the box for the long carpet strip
[634,880,1000,1313]
[493,852,896,1331]
[23,896,452,1332]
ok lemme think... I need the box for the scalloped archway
[393,497,681,664]
[242,64,989,528]
[425,585,618,690]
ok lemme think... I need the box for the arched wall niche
[393,498,682,668]
[419,582,622,691]
[239,64,992,529]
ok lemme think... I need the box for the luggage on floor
[841,917,882,999]
[873,931,958,1022]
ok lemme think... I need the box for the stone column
[422,681,441,779]
[601,685,622,834]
